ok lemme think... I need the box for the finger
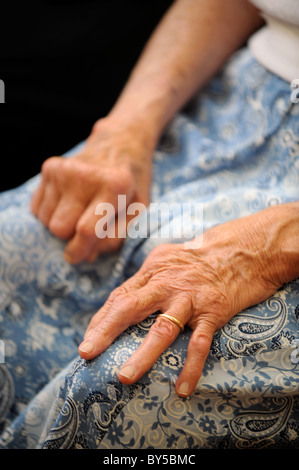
[36,182,61,227]
[82,272,151,339]
[48,196,86,240]
[175,320,215,397]
[63,200,107,263]
[65,213,120,264]
[31,156,61,216]
[117,302,190,385]
[84,209,130,263]
[64,191,120,264]
[78,282,165,359]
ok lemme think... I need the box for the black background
[0,0,173,191]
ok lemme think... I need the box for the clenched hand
[30,117,154,263]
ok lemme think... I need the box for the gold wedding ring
[157,313,184,332]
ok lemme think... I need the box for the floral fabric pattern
[0,48,298,449]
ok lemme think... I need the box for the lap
[0,48,298,449]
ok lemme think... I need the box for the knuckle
[107,286,127,303]
[76,220,94,239]
[150,317,177,340]
[113,288,159,314]
[90,324,112,346]
[48,219,70,239]
[188,330,213,356]
[92,324,109,338]
[62,159,93,188]
[105,167,134,195]
[112,292,139,312]
[149,243,173,260]
[41,156,61,178]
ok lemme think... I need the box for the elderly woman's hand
[79,203,299,396]
[30,116,155,264]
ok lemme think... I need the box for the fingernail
[118,364,136,380]
[177,382,190,396]
[79,340,95,354]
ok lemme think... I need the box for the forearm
[105,0,263,143]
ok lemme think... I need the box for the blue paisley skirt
[0,48,298,449]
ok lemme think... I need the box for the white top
[249,0,299,82]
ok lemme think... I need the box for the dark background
[0,0,173,191]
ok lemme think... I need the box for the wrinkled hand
[30,117,154,263]
[79,211,282,396]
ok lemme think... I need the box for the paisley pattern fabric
[0,48,298,449]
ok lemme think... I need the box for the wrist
[86,115,157,172]
[92,111,160,155]
[263,202,299,286]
